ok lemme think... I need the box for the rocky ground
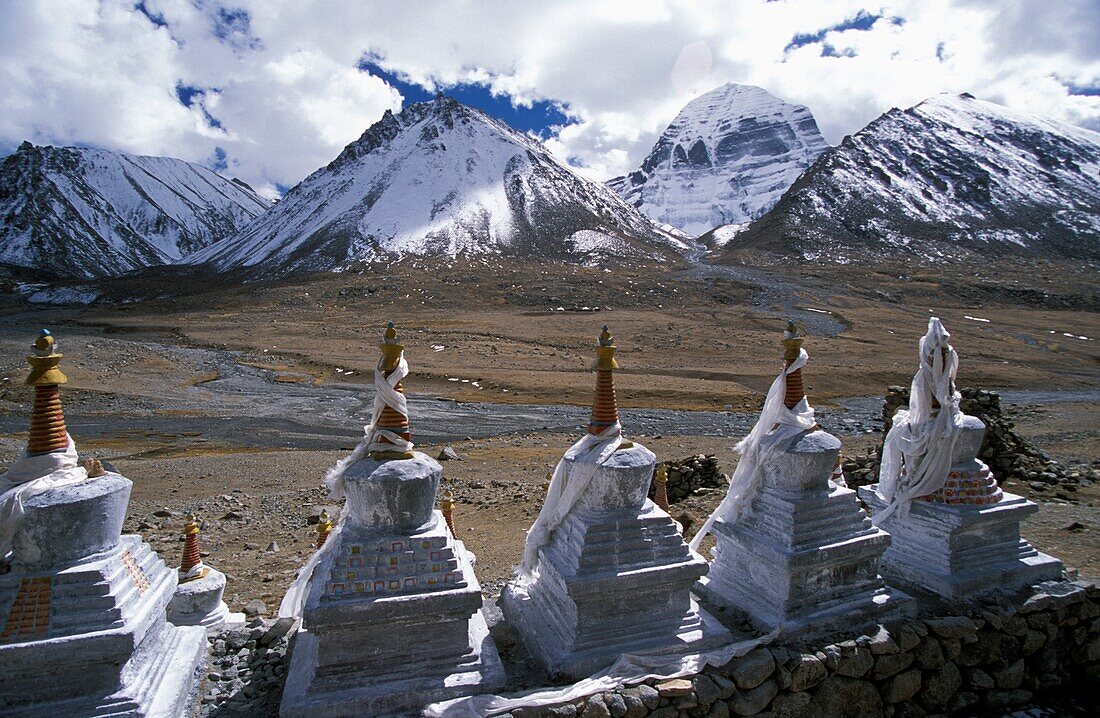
[0,256,1096,612]
[0,257,1096,716]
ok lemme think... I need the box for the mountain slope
[188,96,686,277]
[0,142,270,279]
[719,93,1100,263]
[606,83,830,237]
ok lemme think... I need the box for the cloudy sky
[2,0,1097,198]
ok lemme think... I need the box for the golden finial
[378,321,403,373]
[317,508,334,548]
[653,463,670,511]
[440,490,456,535]
[26,329,67,386]
[594,325,619,371]
[26,329,70,456]
[781,319,803,364]
[180,513,205,578]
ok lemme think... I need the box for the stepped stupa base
[280,452,504,718]
[1,620,207,718]
[1,525,206,718]
[859,486,1064,600]
[281,607,502,718]
[504,574,730,679]
[695,515,915,637]
[697,571,913,639]
[503,444,732,679]
[696,430,915,638]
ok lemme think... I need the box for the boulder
[809,676,884,718]
[788,654,827,692]
[918,662,961,711]
[728,679,777,716]
[880,668,921,704]
[728,649,776,690]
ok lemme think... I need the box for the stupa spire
[588,326,631,447]
[781,320,806,409]
[316,509,333,548]
[370,321,415,460]
[25,329,70,455]
[179,514,206,581]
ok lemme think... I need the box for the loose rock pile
[492,580,1100,718]
[842,387,1095,494]
[648,454,727,504]
[200,616,296,718]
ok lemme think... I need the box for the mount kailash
[607,83,830,237]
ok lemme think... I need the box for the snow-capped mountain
[720,93,1100,263]
[189,96,686,276]
[0,142,270,279]
[606,83,830,237]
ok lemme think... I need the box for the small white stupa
[502,326,730,679]
[166,513,242,630]
[695,321,913,636]
[0,330,205,717]
[859,317,1063,599]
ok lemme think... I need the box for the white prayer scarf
[323,354,413,501]
[518,422,623,578]
[181,556,207,580]
[690,349,816,552]
[424,628,779,717]
[874,317,963,524]
[280,352,413,618]
[0,436,89,560]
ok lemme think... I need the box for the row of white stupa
[0,320,1063,717]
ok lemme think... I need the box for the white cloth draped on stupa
[324,353,413,501]
[690,348,816,553]
[281,350,412,619]
[518,421,623,577]
[0,437,88,560]
[874,317,965,524]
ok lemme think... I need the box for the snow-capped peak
[719,92,1100,263]
[188,95,686,276]
[607,83,830,237]
[0,142,270,279]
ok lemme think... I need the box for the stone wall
[842,387,1093,495]
[494,580,1099,718]
[648,454,727,504]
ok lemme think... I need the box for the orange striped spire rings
[587,326,632,449]
[179,514,208,581]
[440,490,456,535]
[370,321,415,460]
[25,329,70,456]
[781,320,806,410]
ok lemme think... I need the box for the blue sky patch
[821,44,858,58]
[175,83,224,131]
[134,1,167,28]
[785,10,900,53]
[207,3,262,52]
[209,146,228,172]
[358,56,575,137]
[1065,82,1100,97]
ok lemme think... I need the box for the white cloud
[1,0,1096,193]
